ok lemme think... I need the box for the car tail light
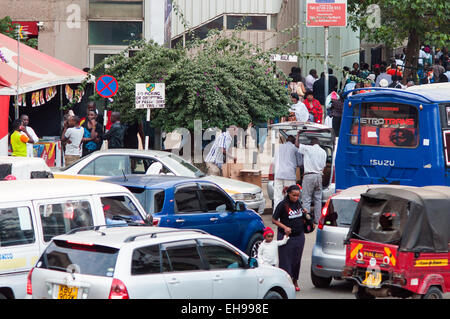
[268,163,274,181]
[109,278,129,299]
[332,169,335,184]
[318,198,331,230]
[152,217,161,226]
[27,268,34,295]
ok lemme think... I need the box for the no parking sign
[95,75,118,98]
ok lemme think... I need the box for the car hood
[201,175,261,195]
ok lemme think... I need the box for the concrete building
[170,0,360,80]
[2,0,171,70]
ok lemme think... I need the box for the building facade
[170,0,360,79]
[2,0,170,70]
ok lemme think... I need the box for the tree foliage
[347,0,450,79]
[0,16,38,49]
[90,30,290,131]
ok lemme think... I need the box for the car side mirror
[248,257,258,268]
[235,201,246,212]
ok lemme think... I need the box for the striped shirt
[205,131,233,167]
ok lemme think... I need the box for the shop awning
[0,33,87,96]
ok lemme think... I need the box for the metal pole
[145,109,150,150]
[15,25,20,120]
[324,26,329,122]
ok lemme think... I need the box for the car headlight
[232,192,262,201]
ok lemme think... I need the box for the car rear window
[328,198,359,227]
[37,240,119,277]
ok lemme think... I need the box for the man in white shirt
[20,114,39,157]
[273,135,303,209]
[296,134,327,224]
[305,69,318,91]
[289,93,310,122]
[205,125,238,176]
[61,115,85,167]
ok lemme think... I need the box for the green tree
[90,31,290,131]
[347,0,450,80]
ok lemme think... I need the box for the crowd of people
[9,102,145,168]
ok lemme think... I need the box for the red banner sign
[306,0,347,27]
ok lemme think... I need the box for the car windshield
[165,154,205,178]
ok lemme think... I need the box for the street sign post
[306,0,347,110]
[135,83,165,150]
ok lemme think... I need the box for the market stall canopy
[0,33,87,96]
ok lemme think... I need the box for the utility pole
[15,25,23,120]
[324,26,329,111]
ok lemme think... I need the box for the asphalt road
[261,212,355,299]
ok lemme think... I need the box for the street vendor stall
[0,33,87,165]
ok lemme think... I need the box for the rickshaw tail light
[392,274,407,286]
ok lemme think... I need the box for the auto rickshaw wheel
[355,287,375,299]
[421,286,443,299]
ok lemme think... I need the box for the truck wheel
[310,267,332,288]
[421,286,443,299]
[246,233,263,258]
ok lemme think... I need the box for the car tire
[246,233,263,258]
[263,290,284,299]
[310,267,332,288]
[421,286,443,299]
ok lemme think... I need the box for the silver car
[267,122,336,208]
[28,226,295,299]
[310,184,386,288]
[53,149,265,214]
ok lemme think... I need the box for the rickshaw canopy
[347,185,450,253]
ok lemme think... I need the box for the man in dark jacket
[313,69,338,105]
[103,112,126,149]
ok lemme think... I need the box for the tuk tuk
[342,185,450,299]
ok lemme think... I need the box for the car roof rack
[124,229,209,243]
[66,223,147,235]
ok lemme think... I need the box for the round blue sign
[96,75,118,98]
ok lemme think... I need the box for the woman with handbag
[272,184,314,291]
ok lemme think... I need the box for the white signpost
[135,83,165,150]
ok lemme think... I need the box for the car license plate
[362,270,382,288]
[58,285,78,299]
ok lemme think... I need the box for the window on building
[226,15,268,30]
[89,21,142,45]
[89,0,143,19]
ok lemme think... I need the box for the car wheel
[263,290,284,299]
[246,233,263,258]
[310,267,332,288]
[421,286,443,299]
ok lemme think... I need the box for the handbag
[303,213,315,233]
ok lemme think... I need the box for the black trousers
[277,232,305,281]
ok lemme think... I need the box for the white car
[0,156,53,180]
[53,149,265,213]
[28,226,295,299]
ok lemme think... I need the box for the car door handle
[175,219,185,223]
[209,217,218,222]
[168,278,180,285]
[213,275,222,282]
